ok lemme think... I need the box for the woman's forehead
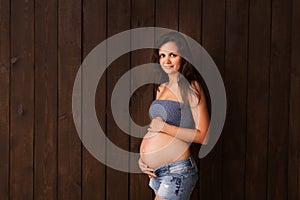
[159,41,179,53]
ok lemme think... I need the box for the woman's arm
[148,82,210,144]
[148,116,208,144]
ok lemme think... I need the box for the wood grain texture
[156,0,179,30]
[82,0,107,199]
[106,0,131,199]
[268,0,292,199]
[222,0,249,199]
[201,0,226,199]
[245,0,270,199]
[0,0,10,199]
[58,0,82,199]
[289,0,300,199]
[179,0,201,41]
[0,1,299,199]
[34,0,58,199]
[10,0,34,199]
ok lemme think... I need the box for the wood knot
[11,57,19,64]
[0,65,7,74]
[17,104,24,115]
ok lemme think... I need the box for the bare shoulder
[189,81,205,107]
[157,83,168,93]
[158,83,167,90]
[156,83,167,98]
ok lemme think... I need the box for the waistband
[153,156,196,176]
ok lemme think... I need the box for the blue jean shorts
[149,156,198,200]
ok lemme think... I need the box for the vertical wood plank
[222,0,248,199]
[34,0,58,199]
[130,0,155,199]
[289,0,300,199]
[179,0,201,41]
[106,0,131,199]
[245,0,270,200]
[0,0,10,199]
[10,0,34,199]
[2,1,298,199]
[82,0,107,199]
[268,0,292,199]
[156,0,179,30]
[202,0,226,76]
[179,0,202,199]
[201,0,226,199]
[58,0,82,199]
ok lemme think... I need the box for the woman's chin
[162,68,178,74]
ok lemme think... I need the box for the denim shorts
[149,157,198,200]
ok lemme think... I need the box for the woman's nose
[165,56,171,63]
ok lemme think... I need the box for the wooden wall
[0,0,299,199]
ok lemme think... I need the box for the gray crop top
[149,99,195,128]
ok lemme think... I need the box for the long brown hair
[152,32,207,106]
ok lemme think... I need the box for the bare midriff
[140,131,191,169]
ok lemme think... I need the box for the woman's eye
[170,53,177,57]
[159,54,165,58]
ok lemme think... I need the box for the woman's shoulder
[187,80,204,107]
[157,82,168,91]
[155,83,166,98]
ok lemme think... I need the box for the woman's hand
[138,157,157,178]
[148,117,165,133]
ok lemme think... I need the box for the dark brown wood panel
[268,0,292,199]
[245,0,270,199]
[10,0,34,199]
[0,0,10,199]
[179,0,201,41]
[201,0,226,199]
[156,0,179,30]
[289,1,300,199]
[34,0,58,199]
[222,0,249,199]
[106,0,131,199]
[130,0,155,199]
[82,0,107,199]
[58,0,82,199]
[1,1,300,199]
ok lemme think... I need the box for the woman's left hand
[138,158,157,178]
[148,117,165,133]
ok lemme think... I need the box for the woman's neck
[167,73,179,86]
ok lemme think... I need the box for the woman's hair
[152,31,208,106]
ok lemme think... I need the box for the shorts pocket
[157,175,184,199]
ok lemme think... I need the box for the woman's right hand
[138,157,157,178]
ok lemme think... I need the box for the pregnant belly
[140,131,190,169]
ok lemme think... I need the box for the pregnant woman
[139,32,210,200]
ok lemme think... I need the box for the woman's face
[158,41,182,74]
